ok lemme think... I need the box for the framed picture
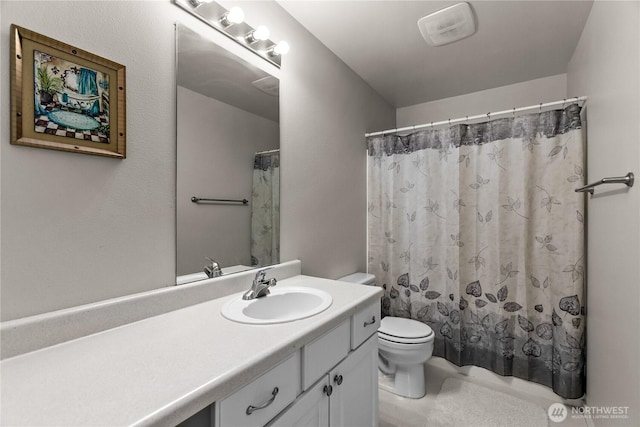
[10,25,126,158]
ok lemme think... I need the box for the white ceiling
[177,24,279,122]
[278,1,594,108]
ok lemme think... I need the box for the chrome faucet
[204,257,222,278]
[242,267,277,300]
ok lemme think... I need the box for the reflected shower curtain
[367,104,586,398]
[250,151,280,267]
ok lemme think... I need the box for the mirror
[176,23,280,285]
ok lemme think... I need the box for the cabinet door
[329,334,378,427]
[268,378,330,427]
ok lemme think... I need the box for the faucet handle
[204,257,222,278]
[254,266,274,282]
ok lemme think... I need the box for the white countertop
[0,275,382,426]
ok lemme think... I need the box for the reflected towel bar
[191,197,249,205]
[575,172,634,195]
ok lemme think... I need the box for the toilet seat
[378,316,434,344]
[379,332,433,345]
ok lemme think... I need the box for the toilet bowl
[338,273,435,399]
[378,316,434,398]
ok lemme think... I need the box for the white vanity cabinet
[282,301,379,427]
[213,301,380,427]
[327,334,378,427]
[268,334,378,427]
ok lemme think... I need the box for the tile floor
[35,103,110,144]
[379,357,588,427]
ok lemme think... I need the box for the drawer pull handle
[323,384,333,396]
[246,387,279,415]
[363,316,376,327]
[334,374,343,385]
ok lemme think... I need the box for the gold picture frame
[10,25,126,158]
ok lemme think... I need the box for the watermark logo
[548,403,630,422]
[548,403,568,423]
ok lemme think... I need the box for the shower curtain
[250,150,280,267]
[367,104,585,398]
[78,68,100,116]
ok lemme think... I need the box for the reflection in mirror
[176,23,280,285]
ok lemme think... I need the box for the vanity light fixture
[219,6,244,27]
[188,0,213,8]
[268,41,290,57]
[174,0,289,67]
[246,25,270,44]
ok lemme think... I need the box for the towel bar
[191,197,249,205]
[575,172,634,195]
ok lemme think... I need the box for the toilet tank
[338,272,376,286]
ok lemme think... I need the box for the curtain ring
[562,98,566,109]
[448,118,451,127]
[512,107,516,119]
[486,112,491,120]
[539,102,543,113]
[574,96,581,107]
[465,115,469,125]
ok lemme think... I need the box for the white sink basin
[221,287,332,324]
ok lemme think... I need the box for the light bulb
[253,25,270,41]
[226,7,244,24]
[273,41,290,56]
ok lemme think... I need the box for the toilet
[339,273,434,399]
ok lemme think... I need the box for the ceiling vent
[418,2,476,47]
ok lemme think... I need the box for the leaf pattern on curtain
[367,104,586,399]
[250,151,280,267]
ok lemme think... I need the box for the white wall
[397,74,567,127]
[567,1,640,424]
[1,1,178,320]
[233,2,396,280]
[0,1,395,320]
[176,86,278,276]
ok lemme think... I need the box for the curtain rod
[365,96,588,138]
[255,148,280,155]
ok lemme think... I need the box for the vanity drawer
[218,352,300,427]
[351,301,381,349]
[301,320,350,390]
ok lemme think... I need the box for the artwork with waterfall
[367,104,585,399]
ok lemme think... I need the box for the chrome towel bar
[191,197,248,205]
[575,172,634,195]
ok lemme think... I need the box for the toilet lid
[378,316,433,341]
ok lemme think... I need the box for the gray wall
[237,2,396,280]
[176,86,278,276]
[397,74,567,127]
[1,1,177,320]
[567,1,640,423]
[0,1,395,320]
